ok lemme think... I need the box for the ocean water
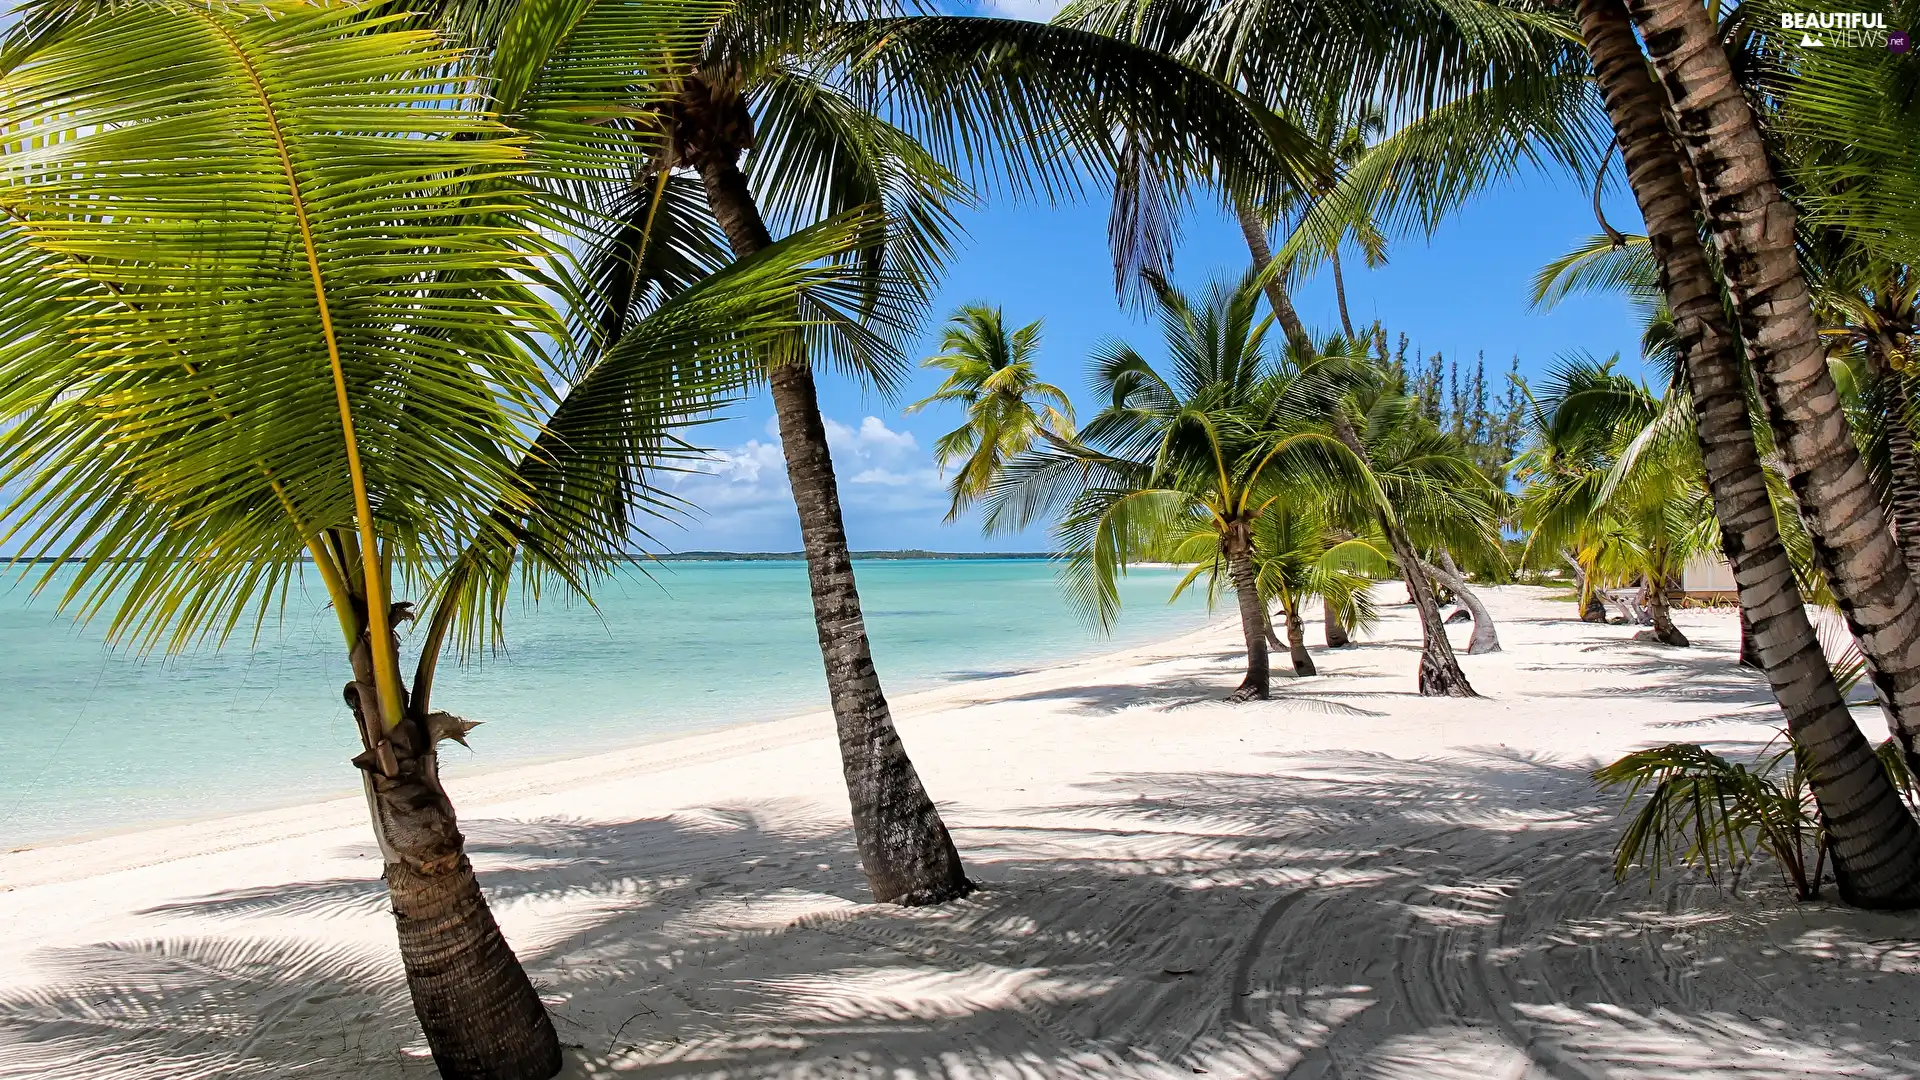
[0,559,1209,845]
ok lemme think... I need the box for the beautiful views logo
[1779,10,1898,48]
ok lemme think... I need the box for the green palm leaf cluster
[1595,739,1826,899]
[912,268,1500,698]
[1514,353,1720,643]
[908,305,1075,521]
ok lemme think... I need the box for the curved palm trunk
[1427,552,1500,654]
[1283,597,1317,676]
[1645,572,1690,647]
[1330,247,1357,341]
[1226,530,1271,701]
[1566,554,1610,623]
[345,624,560,1080]
[1234,204,1470,694]
[1346,423,1475,696]
[1626,0,1920,765]
[1582,0,1920,907]
[1872,359,1920,582]
[692,129,969,904]
[1323,595,1351,646]
[1235,200,1313,352]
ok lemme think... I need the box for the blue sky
[0,0,1652,558]
[639,0,1651,553]
[655,166,1650,553]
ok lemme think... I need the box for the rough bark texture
[1874,361,1920,582]
[1626,0,1920,767]
[1323,594,1352,646]
[1226,530,1272,700]
[1582,0,1920,907]
[1284,600,1317,676]
[1582,591,1609,623]
[1430,551,1501,654]
[1645,572,1691,647]
[345,623,560,1080]
[686,93,970,905]
[1739,605,1763,667]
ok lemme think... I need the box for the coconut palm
[495,0,1324,906]
[1249,504,1391,675]
[1314,342,1505,694]
[1620,0,1920,771]
[1534,0,1920,908]
[908,304,1075,520]
[978,269,1359,700]
[0,2,922,1073]
[1515,356,1715,648]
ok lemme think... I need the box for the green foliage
[1594,740,1824,900]
[909,305,1075,521]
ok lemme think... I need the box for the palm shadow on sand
[7,747,1920,1080]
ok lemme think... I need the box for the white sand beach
[3,585,1914,1079]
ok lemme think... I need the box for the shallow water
[0,559,1208,845]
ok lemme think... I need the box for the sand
[4,585,1917,1079]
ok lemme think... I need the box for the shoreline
[0,612,1237,884]
[11,587,1911,1080]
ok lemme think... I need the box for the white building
[1680,552,1737,600]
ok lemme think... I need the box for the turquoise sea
[0,559,1209,846]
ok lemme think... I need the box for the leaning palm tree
[0,3,908,1073]
[1620,0,1920,765]
[1313,343,1505,694]
[980,269,1357,700]
[908,304,1074,520]
[498,0,1321,905]
[1562,0,1920,909]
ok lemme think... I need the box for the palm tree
[1250,504,1390,675]
[516,0,1321,905]
[980,269,1355,700]
[1516,357,1714,649]
[1320,345,1505,694]
[908,304,1075,520]
[1621,0,1920,770]
[1555,0,1920,909]
[0,2,912,1072]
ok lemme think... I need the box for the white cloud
[659,415,949,549]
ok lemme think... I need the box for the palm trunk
[1323,594,1351,646]
[1873,359,1920,582]
[1263,604,1285,650]
[1645,572,1690,647]
[1626,0,1920,765]
[1581,0,1920,907]
[1739,605,1763,667]
[1330,247,1357,341]
[1234,204,1467,693]
[693,136,969,905]
[1566,552,1609,622]
[344,628,560,1080]
[1235,200,1313,354]
[1284,598,1317,676]
[1331,417,1473,695]
[1428,551,1500,654]
[1226,530,1271,701]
